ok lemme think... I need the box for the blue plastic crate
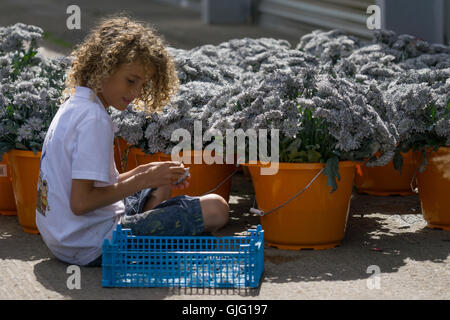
[101,224,264,288]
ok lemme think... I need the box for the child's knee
[199,194,229,230]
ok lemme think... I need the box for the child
[36,16,229,267]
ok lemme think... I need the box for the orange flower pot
[0,153,17,216]
[355,150,416,196]
[113,137,131,174]
[242,161,357,250]
[125,147,162,171]
[7,149,41,234]
[158,151,236,203]
[414,147,450,230]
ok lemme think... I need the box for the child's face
[98,60,154,111]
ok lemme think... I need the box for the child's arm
[117,162,166,183]
[117,165,143,184]
[70,162,186,216]
[70,173,144,216]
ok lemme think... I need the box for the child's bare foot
[143,185,171,211]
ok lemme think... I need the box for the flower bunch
[297,29,363,64]
[0,23,43,53]
[384,68,450,171]
[301,29,450,173]
[360,32,449,171]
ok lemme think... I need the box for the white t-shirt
[36,86,125,266]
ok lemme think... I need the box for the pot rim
[7,149,41,158]
[129,148,163,156]
[242,160,361,170]
[424,146,450,152]
[159,150,206,156]
[413,146,450,157]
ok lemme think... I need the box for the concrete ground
[1,0,449,300]
[1,171,449,300]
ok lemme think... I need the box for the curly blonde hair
[63,15,180,114]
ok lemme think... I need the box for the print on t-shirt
[36,170,50,216]
[36,150,50,216]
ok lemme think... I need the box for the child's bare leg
[142,191,229,232]
[199,194,229,232]
[142,185,172,212]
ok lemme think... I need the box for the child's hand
[139,161,185,173]
[171,174,190,190]
[140,161,169,170]
[140,161,186,189]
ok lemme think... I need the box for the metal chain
[199,167,241,196]
[409,152,423,194]
[115,138,128,172]
[250,167,325,216]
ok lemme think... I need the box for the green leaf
[293,150,307,162]
[418,153,428,173]
[15,142,27,150]
[445,101,450,118]
[431,104,436,122]
[323,156,340,193]
[393,151,403,173]
[29,141,42,150]
[307,149,322,162]
[7,105,14,116]
[0,142,13,162]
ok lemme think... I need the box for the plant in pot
[384,67,450,230]
[315,29,450,195]
[0,23,69,233]
[0,23,46,216]
[205,48,398,249]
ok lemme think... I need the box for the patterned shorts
[85,188,204,267]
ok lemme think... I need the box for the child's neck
[97,92,108,110]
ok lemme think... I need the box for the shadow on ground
[261,194,449,285]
